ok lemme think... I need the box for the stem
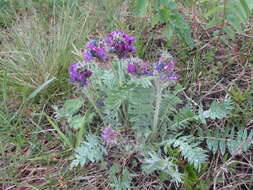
[152,79,163,139]
[118,59,124,87]
[75,120,85,147]
[83,88,104,123]
[122,101,129,127]
[116,59,129,126]
[75,111,90,148]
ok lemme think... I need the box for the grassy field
[0,0,253,189]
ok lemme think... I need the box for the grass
[1,1,87,97]
[0,0,150,99]
[0,0,253,189]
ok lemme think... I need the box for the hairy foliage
[128,87,154,128]
[54,97,83,118]
[53,97,93,130]
[200,127,253,155]
[109,164,136,190]
[142,151,182,185]
[169,104,195,130]
[160,92,183,120]
[70,135,106,169]
[196,99,233,124]
[167,99,233,131]
[162,136,208,171]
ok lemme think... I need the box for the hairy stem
[152,79,163,139]
[122,100,129,127]
[83,88,104,123]
[117,59,129,126]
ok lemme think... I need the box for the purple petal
[128,64,136,73]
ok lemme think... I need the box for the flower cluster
[101,128,118,144]
[153,52,177,81]
[69,30,136,87]
[68,62,92,86]
[126,58,151,76]
[83,40,108,63]
[104,30,136,58]
[69,31,178,87]
[82,30,136,64]
[127,52,177,81]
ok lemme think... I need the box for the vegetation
[0,0,252,189]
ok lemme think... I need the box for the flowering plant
[68,30,178,143]
[56,30,234,187]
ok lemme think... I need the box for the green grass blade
[28,77,55,100]
[44,113,73,148]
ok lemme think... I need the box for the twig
[183,90,198,106]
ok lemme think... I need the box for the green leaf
[28,77,55,100]
[204,6,223,18]
[69,114,86,129]
[128,87,154,128]
[105,88,130,110]
[159,7,170,22]
[44,113,73,148]
[240,0,251,16]
[134,0,149,16]
[173,104,195,129]
[142,152,182,184]
[205,127,253,155]
[163,25,174,39]
[209,100,232,119]
[75,111,95,147]
[109,165,136,190]
[163,136,208,171]
[223,25,236,40]
[206,17,222,29]
[227,16,243,33]
[70,135,106,169]
[168,11,194,48]
[151,13,160,26]
[228,1,248,24]
[196,99,233,123]
[63,97,83,116]
[245,0,253,9]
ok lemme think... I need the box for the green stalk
[122,101,129,127]
[117,58,124,87]
[152,79,163,139]
[45,113,73,148]
[83,88,104,123]
[115,59,129,126]
[75,111,88,148]
[75,120,85,148]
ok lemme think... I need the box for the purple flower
[104,30,136,58]
[164,60,176,73]
[126,58,152,76]
[169,72,178,81]
[154,62,165,73]
[127,64,136,73]
[153,52,178,82]
[101,128,118,144]
[68,62,92,86]
[140,61,149,74]
[83,40,108,63]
